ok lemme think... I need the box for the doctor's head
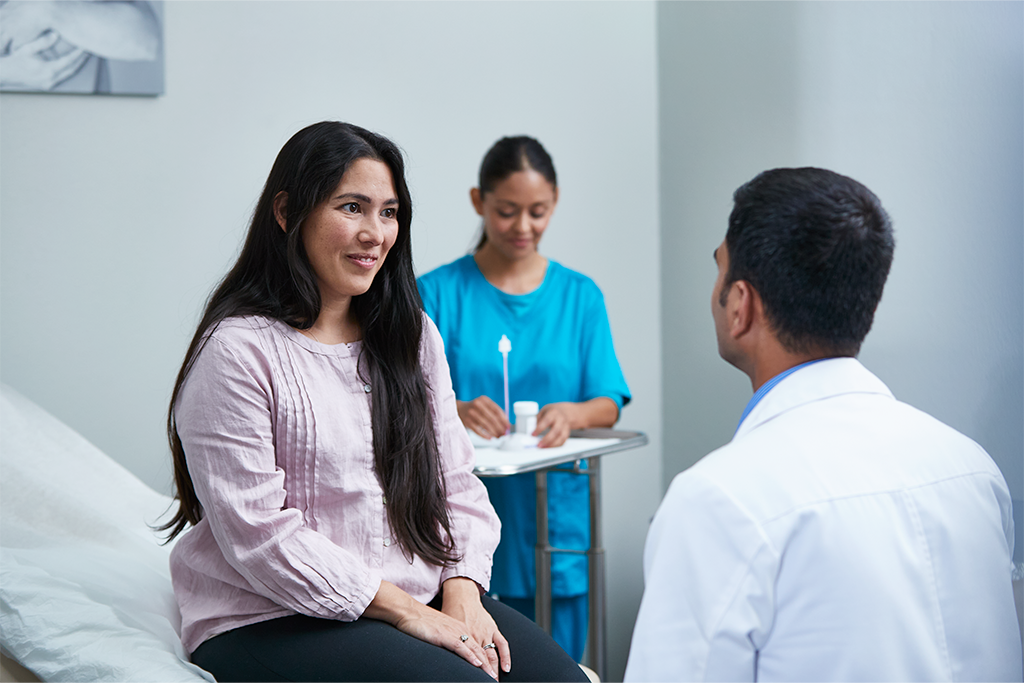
[712,167,894,366]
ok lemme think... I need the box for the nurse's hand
[536,397,620,448]
[535,402,579,448]
[457,397,509,440]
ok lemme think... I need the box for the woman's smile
[347,252,380,269]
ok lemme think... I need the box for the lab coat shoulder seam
[757,470,1008,528]
[901,489,954,679]
[706,539,779,667]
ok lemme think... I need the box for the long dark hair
[160,122,458,567]
[473,135,557,251]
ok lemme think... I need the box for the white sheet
[0,384,213,682]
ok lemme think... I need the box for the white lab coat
[625,358,1021,682]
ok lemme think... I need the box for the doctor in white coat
[625,168,1021,682]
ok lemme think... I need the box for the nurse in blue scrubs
[417,136,631,662]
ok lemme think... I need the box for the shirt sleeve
[175,331,381,622]
[624,471,778,682]
[418,314,501,589]
[579,283,631,408]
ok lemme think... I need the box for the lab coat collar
[733,357,894,441]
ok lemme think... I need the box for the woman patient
[159,121,587,682]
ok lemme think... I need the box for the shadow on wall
[657,0,805,483]
[1016,570,1024,674]
[977,358,1024,565]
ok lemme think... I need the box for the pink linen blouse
[169,315,500,654]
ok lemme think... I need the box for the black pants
[191,595,589,682]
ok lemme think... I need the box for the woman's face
[472,168,558,261]
[296,158,400,308]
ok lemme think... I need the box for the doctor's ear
[728,280,757,339]
[470,188,484,216]
[273,191,289,232]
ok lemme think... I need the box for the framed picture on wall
[0,0,164,96]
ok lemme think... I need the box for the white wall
[0,2,661,678]
[659,0,1023,560]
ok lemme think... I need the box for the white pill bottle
[513,400,539,436]
[500,401,540,450]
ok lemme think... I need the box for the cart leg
[535,469,552,634]
[586,457,607,680]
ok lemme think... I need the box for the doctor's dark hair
[160,121,458,567]
[723,167,894,356]
[473,135,557,251]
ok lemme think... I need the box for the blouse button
[383,539,391,547]
[363,384,371,393]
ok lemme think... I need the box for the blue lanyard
[736,359,827,434]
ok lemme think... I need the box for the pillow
[0,385,213,682]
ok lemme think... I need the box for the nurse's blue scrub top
[418,255,631,597]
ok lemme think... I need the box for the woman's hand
[535,397,620,448]
[364,580,501,679]
[457,396,509,440]
[441,578,510,677]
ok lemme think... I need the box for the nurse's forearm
[576,396,620,429]
[535,398,620,448]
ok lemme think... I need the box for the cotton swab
[499,334,511,427]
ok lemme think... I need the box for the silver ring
[460,634,469,642]
[482,643,496,650]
